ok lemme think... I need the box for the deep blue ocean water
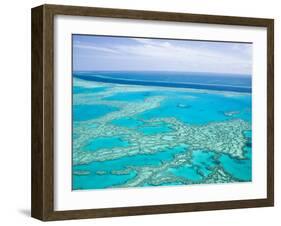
[72,71,252,190]
[74,71,251,92]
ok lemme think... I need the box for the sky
[72,34,252,75]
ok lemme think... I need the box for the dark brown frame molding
[31,4,274,221]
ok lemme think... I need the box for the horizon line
[72,70,252,77]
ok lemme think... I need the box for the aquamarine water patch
[218,152,252,181]
[72,170,137,190]
[143,182,184,187]
[168,165,202,181]
[73,104,119,121]
[217,130,252,181]
[111,117,144,128]
[191,150,217,177]
[105,91,152,102]
[73,86,108,94]
[84,136,130,152]
[72,133,79,140]
[137,91,251,125]
[243,146,252,161]
[243,130,252,138]
[220,95,252,122]
[241,130,252,159]
[137,124,172,135]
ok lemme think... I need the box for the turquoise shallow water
[73,86,107,94]
[73,145,187,189]
[105,91,153,102]
[72,73,252,190]
[84,136,130,152]
[137,91,251,124]
[111,117,144,128]
[73,104,118,121]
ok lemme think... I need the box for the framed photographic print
[31,4,274,221]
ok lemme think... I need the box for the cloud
[73,36,252,74]
[131,38,171,48]
[116,39,251,67]
[73,44,119,54]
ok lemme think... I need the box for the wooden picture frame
[31,4,274,221]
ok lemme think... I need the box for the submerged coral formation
[72,78,252,189]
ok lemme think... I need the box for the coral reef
[72,80,252,189]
